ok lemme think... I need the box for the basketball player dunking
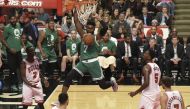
[62,8,118,93]
[129,49,161,109]
[21,46,49,109]
[161,76,185,109]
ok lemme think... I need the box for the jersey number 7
[155,73,159,83]
[174,104,179,109]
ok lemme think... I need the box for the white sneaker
[110,77,118,92]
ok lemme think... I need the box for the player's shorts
[139,95,160,109]
[22,81,44,105]
[74,58,104,81]
[43,48,57,63]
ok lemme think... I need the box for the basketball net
[76,3,97,25]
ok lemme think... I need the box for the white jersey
[23,58,40,83]
[165,91,183,109]
[142,63,161,101]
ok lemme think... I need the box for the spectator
[1,16,22,92]
[115,25,126,41]
[97,8,104,19]
[102,14,111,27]
[165,36,185,80]
[166,28,184,45]
[131,27,142,46]
[132,21,146,44]
[61,15,76,36]
[138,6,153,26]
[116,36,140,83]
[124,0,138,16]
[22,17,39,47]
[112,12,131,37]
[184,41,190,80]
[112,0,126,13]
[33,17,46,26]
[146,19,163,37]
[19,16,25,30]
[111,8,120,25]
[38,20,61,77]
[146,26,163,47]
[0,9,7,25]
[125,8,136,27]
[0,24,3,69]
[22,9,29,18]
[61,30,80,76]
[155,6,171,26]
[143,38,163,73]
[98,30,116,74]
[96,14,111,30]
[141,0,157,14]
[158,0,175,16]
[37,9,50,23]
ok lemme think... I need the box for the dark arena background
[0,0,190,109]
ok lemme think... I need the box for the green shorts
[43,48,57,63]
[74,58,104,81]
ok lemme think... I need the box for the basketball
[83,34,94,46]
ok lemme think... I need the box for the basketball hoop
[76,3,97,25]
[63,0,97,25]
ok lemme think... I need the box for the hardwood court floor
[44,85,190,109]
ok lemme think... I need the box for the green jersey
[80,38,100,60]
[42,28,58,51]
[99,40,116,54]
[3,23,22,52]
[66,38,80,56]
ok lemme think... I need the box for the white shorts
[22,81,44,105]
[139,95,160,109]
[98,56,116,69]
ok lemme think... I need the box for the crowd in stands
[0,0,190,95]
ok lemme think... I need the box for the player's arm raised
[20,62,37,88]
[129,65,151,97]
[160,92,167,109]
[73,8,85,38]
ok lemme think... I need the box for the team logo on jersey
[71,43,77,51]
[47,34,55,46]
[167,96,182,109]
[50,34,55,41]
[14,29,21,39]
[101,46,108,52]
[28,64,39,73]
